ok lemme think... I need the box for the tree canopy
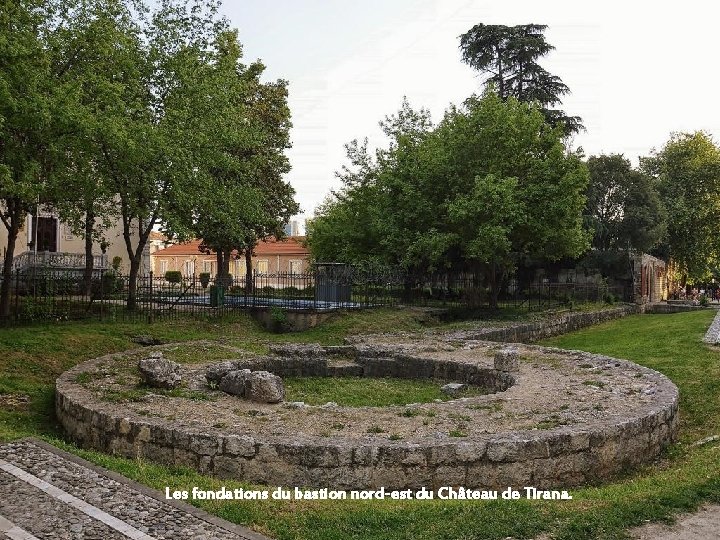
[308,92,589,307]
[458,23,583,136]
[644,132,720,283]
[0,0,298,313]
[584,154,666,254]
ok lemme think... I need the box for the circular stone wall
[56,337,679,490]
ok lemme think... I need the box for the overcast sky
[219,0,720,227]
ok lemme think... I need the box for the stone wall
[434,303,709,344]
[55,342,679,491]
[436,305,642,343]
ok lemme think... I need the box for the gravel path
[702,307,720,344]
[630,505,720,539]
[0,439,270,540]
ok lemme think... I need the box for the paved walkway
[0,439,270,540]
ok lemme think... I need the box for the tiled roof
[153,237,309,257]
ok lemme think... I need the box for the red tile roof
[153,237,309,257]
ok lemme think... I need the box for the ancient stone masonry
[703,309,720,344]
[214,369,285,404]
[56,327,679,490]
[137,353,181,389]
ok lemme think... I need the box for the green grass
[2,308,720,539]
[283,376,489,407]
[0,309,436,440]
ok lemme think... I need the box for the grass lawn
[283,376,489,406]
[2,307,720,539]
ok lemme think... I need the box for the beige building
[0,208,145,275]
[152,237,310,279]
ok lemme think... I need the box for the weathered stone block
[494,347,520,372]
[224,434,257,457]
[218,369,252,396]
[205,361,238,385]
[138,354,181,389]
[441,382,467,396]
[213,455,243,477]
[246,371,285,403]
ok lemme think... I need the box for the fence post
[100,268,104,322]
[148,272,154,324]
[14,271,19,321]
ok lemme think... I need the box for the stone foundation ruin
[56,329,679,490]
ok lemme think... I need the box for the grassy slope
[1,308,720,539]
[0,309,442,440]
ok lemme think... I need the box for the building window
[159,260,168,275]
[289,259,303,275]
[235,260,246,277]
[33,216,58,252]
[203,260,214,274]
[183,260,195,277]
[256,259,269,275]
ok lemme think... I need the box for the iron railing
[12,251,108,272]
[0,267,633,326]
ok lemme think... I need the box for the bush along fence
[0,264,633,325]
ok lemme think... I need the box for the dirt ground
[629,504,720,539]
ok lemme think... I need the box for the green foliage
[198,273,211,288]
[0,0,297,310]
[98,271,123,295]
[458,23,583,135]
[0,0,64,316]
[645,132,720,283]
[164,271,182,284]
[170,28,299,282]
[584,154,666,253]
[308,93,590,306]
[268,306,288,333]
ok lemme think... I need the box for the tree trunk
[126,255,141,311]
[488,262,500,310]
[214,250,232,287]
[245,249,253,294]
[215,250,224,284]
[83,209,95,296]
[0,221,20,319]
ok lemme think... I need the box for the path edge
[19,437,273,540]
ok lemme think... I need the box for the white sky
[220,0,720,227]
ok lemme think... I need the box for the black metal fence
[1,266,633,326]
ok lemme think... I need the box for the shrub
[103,272,123,294]
[199,272,211,288]
[91,272,124,296]
[164,270,182,284]
[111,256,123,272]
[700,295,709,307]
[269,306,288,333]
[216,274,233,287]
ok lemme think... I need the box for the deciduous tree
[645,132,720,283]
[584,154,666,253]
[0,0,60,317]
[308,92,590,307]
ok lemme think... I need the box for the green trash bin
[209,285,225,307]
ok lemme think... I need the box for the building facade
[151,237,310,280]
[0,208,144,275]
